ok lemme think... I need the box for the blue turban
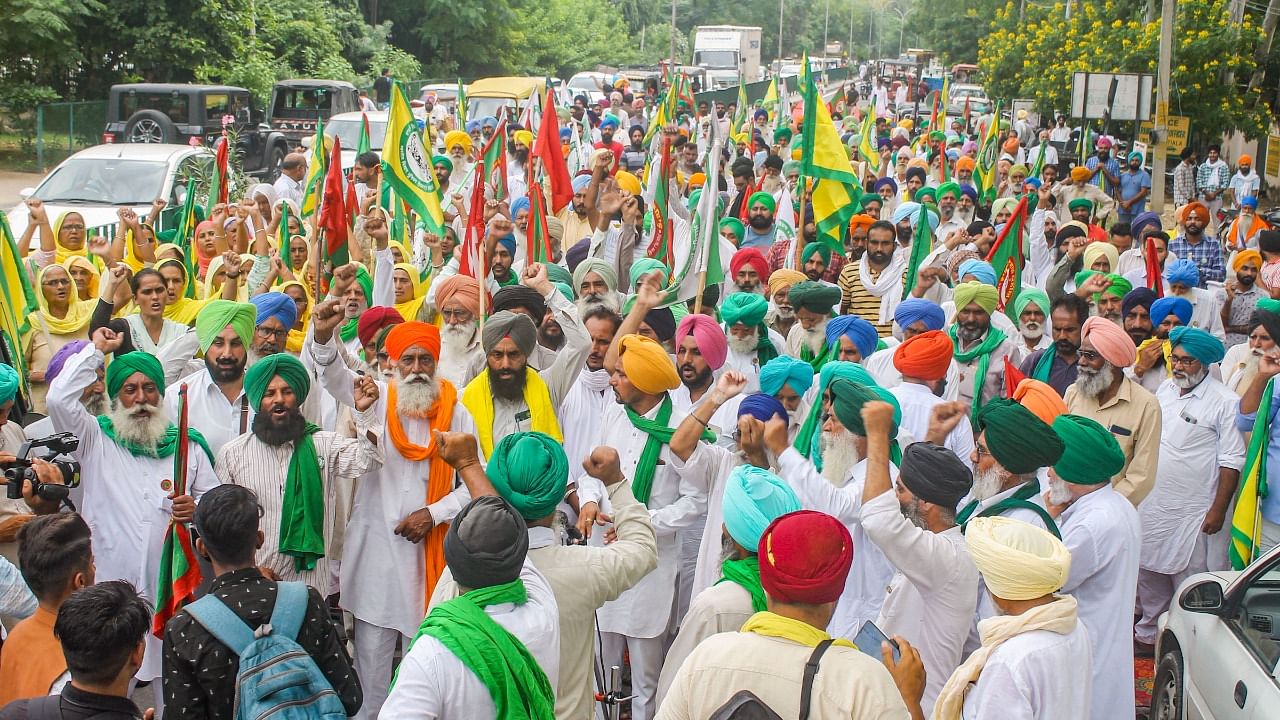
[495,234,517,255]
[1170,326,1226,365]
[480,115,498,129]
[250,291,298,330]
[559,127,572,141]
[873,177,898,193]
[753,108,769,121]
[0,363,18,404]
[1130,211,1161,241]
[891,201,920,226]
[957,258,998,286]
[600,116,620,130]
[1024,177,1042,190]
[722,465,802,550]
[894,298,945,331]
[510,196,531,215]
[465,120,481,134]
[1150,296,1193,326]
[1163,258,1200,287]
[759,356,813,397]
[738,393,788,424]
[571,175,592,193]
[1243,196,1259,209]
[825,315,879,358]
[960,185,979,202]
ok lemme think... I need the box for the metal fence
[33,100,107,172]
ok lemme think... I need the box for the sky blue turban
[826,315,879,358]
[722,465,802,550]
[1150,296,1193,326]
[479,115,498,129]
[1170,326,1226,365]
[465,120,481,134]
[0,363,18,404]
[571,175,592,193]
[600,115,620,130]
[1163,258,1200,287]
[894,298,945,331]
[957,258,997,286]
[891,201,920,226]
[510,196,531,215]
[738,393,788,424]
[251,291,298,330]
[759,356,813,396]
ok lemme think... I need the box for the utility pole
[670,0,677,67]
[825,0,831,53]
[1151,0,1175,213]
[779,0,786,59]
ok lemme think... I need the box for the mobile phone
[854,620,900,663]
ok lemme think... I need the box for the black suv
[103,83,292,181]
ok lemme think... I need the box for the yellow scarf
[278,281,312,355]
[156,258,214,325]
[461,369,563,459]
[739,611,855,649]
[62,257,99,300]
[52,212,89,265]
[931,596,1078,720]
[30,265,94,336]
[1137,337,1173,377]
[393,262,428,322]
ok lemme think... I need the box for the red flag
[1145,236,1164,297]
[528,184,554,263]
[533,90,573,213]
[318,136,348,264]
[962,96,971,127]
[738,177,759,223]
[457,166,488,279]
[1002,356,1027,398]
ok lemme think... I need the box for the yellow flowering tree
[977,0,1270,140]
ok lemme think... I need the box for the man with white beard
[430,274,485,388]
[783,281,842,369]
[1065,316,1162,505]
[1222,304,1280,394]
[166,299,257,456]
[719,292,784,391]
[247,291,298,360]
[1008,288,1052,366]
[48,335,220,693]
[572,257,623,315]
[757,355,812,441]
[1044,413,1140,720]
[1135,327,1243,656]
[308,304,478,720]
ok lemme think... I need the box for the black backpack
[708,639,834,720]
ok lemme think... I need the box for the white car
[316,111,388,172]
[7,143,212,242]
[565,72,609,105]
[1152,542,1280,719]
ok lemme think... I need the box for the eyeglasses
[1168,354,1201,368]
[1077,348,1102,362]
[42,278,71,287]
[60,224,85,232]
[255,326,289,340]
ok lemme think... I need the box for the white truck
[692,26,763,90]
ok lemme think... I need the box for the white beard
[803,320,829,355]
[107,401,172,454]
[577,293,619,315]
[727,330,759,354]
[84,392,108,417]
[1047,474,1073,505]
[820,428,861,486]
[441,321,477,357]
[394,369,441,415]
[761,175,783,194]
[1020,321,1044,341]
[1075,362,1116,398]
[972,465,1006,501]
[1173,366,1208,389]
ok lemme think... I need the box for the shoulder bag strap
[798,639,835,720]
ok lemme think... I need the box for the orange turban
[618,334,679,394]
[849,214,876,233]
[1012,378,1068,425]
[688,172,706,189]
[434,274,486,317]
[1002,137,1020,154]
[1070,166,1091,183]
[1234,249,1263,272]
[384,321,441,362]
[892,330,954,381]
[955,156,975,172]
[1183,201,1210,221]
[1239,154,1253,165]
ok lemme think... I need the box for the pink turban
[675,313,728,370]
[1081,315,1137,368]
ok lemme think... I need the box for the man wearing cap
[860,400,979,715]
[1224,249,1266,346]
[890,331,974,465]
[934,517,1091,720]
[1197,144,1231,231]
[785,281,842,370]
[47,336,220,686]
[1169,201,1226,286]
[428,431,657,720]
[1135,327,1243,654]
[658,510,922,720]
[741,192,783,250]
[166,299,257,455]
[308,307,477,719]
[839,220,907,337]
[949,281,1013,416]
[1044,414,1139,720]
[1018,294,1089,397]
[216,354,382,591]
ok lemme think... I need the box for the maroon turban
[357,306,404,348]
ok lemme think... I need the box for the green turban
[773,128,793,144]
[860,192,882,208]
[1067,197,1094,213]
[781,160,801,176]
[544,262,573,289]
[244,354,310,411]
[828,378,900,438]
[915,187,937,205]
[929,130,946,142]
[1052,414,1125,484]
[433,155,454,173]
[975,399,1064,474]
[936,182,961,200]
[719,217,745,240]
[1011,287,1050,324]
[630,257,669,290]
[194,300,257,353]
[747,191,777,213]
[1073,271,1133,300]
[106,352,165,398]
[552,281,574,301]
[353,265,373,301]
[488,431,569,520]
[953,281,999,315]
[0,363,17,404]
[801,243,832,265]
[793,361,878,465]
[786,281,840,314]
[721,292,768,327]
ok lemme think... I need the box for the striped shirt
[838,262,906,337]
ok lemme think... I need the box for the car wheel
[1150,649,1184,720]
[266,143,287,182]
[124,110,176,144]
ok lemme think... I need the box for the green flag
[901,203,936,299]
[986,193,1035,318]
[382,83,447,236]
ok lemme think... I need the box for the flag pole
[793,176,809,269]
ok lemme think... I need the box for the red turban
[434,274,487,317]
[758,510,853,605]
[675,314,728,370]
[892,330,954,381]
[730,247,770,280]
[384,321,441,363]
[357,306,404,348]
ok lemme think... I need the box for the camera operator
[20,341,105,511]
[0,362,67,575]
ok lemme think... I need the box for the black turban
[1121,287,1156,319]
[899,442,973,510]
[644,307,676,343]
[444,495,529,589]
[492,285,547,321]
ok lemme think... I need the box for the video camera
[3,432,80,506]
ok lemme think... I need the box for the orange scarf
[386,378,458,607]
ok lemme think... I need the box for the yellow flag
[382,83,446,235]
[799,56,861,249]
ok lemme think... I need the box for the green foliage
[366,46,423,86]
[508,0,638,76]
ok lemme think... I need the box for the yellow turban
[615,171,642,196]
[444,130,472,153]
[953,281,998,315]
[618,334,679,394]
[1082,242,1119,273]
[1070,166,1091,183]
[1233,249,1263,272]
[512,130,534,148]
[964,516,1071,600]
[767,269,806,298]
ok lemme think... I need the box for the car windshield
[273,87,340,118]
[952,87,986,99]
[118,92,190,124]
[568,75,602,92]
[33,158,168,205]
[694,50,738,69]
[468,98,515,122]
[327,118,387,151]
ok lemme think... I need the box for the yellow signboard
[1268,135,1280,179]
[1138,115,1190,156]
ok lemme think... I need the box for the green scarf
[97,417,213,464]
[625,395,715,505]
[947,325,1007,420]
[399,579,555,719]
[956,480,1060,539]
[339,317,359,344]
[279,423,325,572]
[497,271,520,287]
[1030,343,1058,384]
[799,339,830,374]
[754,324,780,366]
[717,556,766,613]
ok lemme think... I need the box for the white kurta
[720,328,786,394]
[961,624,1093,720]
[164,367,252,457]
[380,560,560,719]
[862,489,979,716]
[864,347,961,402]
[47,344,221,681]
[1142,377,1245,573]
[559,368,614,472]
[890,382,975,468]
[1057,484,1141,720]
[777,448,897,639]
[309,335,477,637]
[669,442,741,597]
[669,384,743,449]
[656,580,753,705]
[121,315,200,386]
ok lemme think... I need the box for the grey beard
[820,428,861,485]
[107,401,171,453]
[1075,362,1116,398]
[395,370,440,415]
[577,293,619,315]
[972,465,1006,501]
[83,392,108,417]
[1020,322,1043,341]
[958,324,987,344]
[727,331,759,354]
[1047,474,1073,505]
[1173,366,1208,389]
[441,321,477,357]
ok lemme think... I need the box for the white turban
[965,517,1071,600]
